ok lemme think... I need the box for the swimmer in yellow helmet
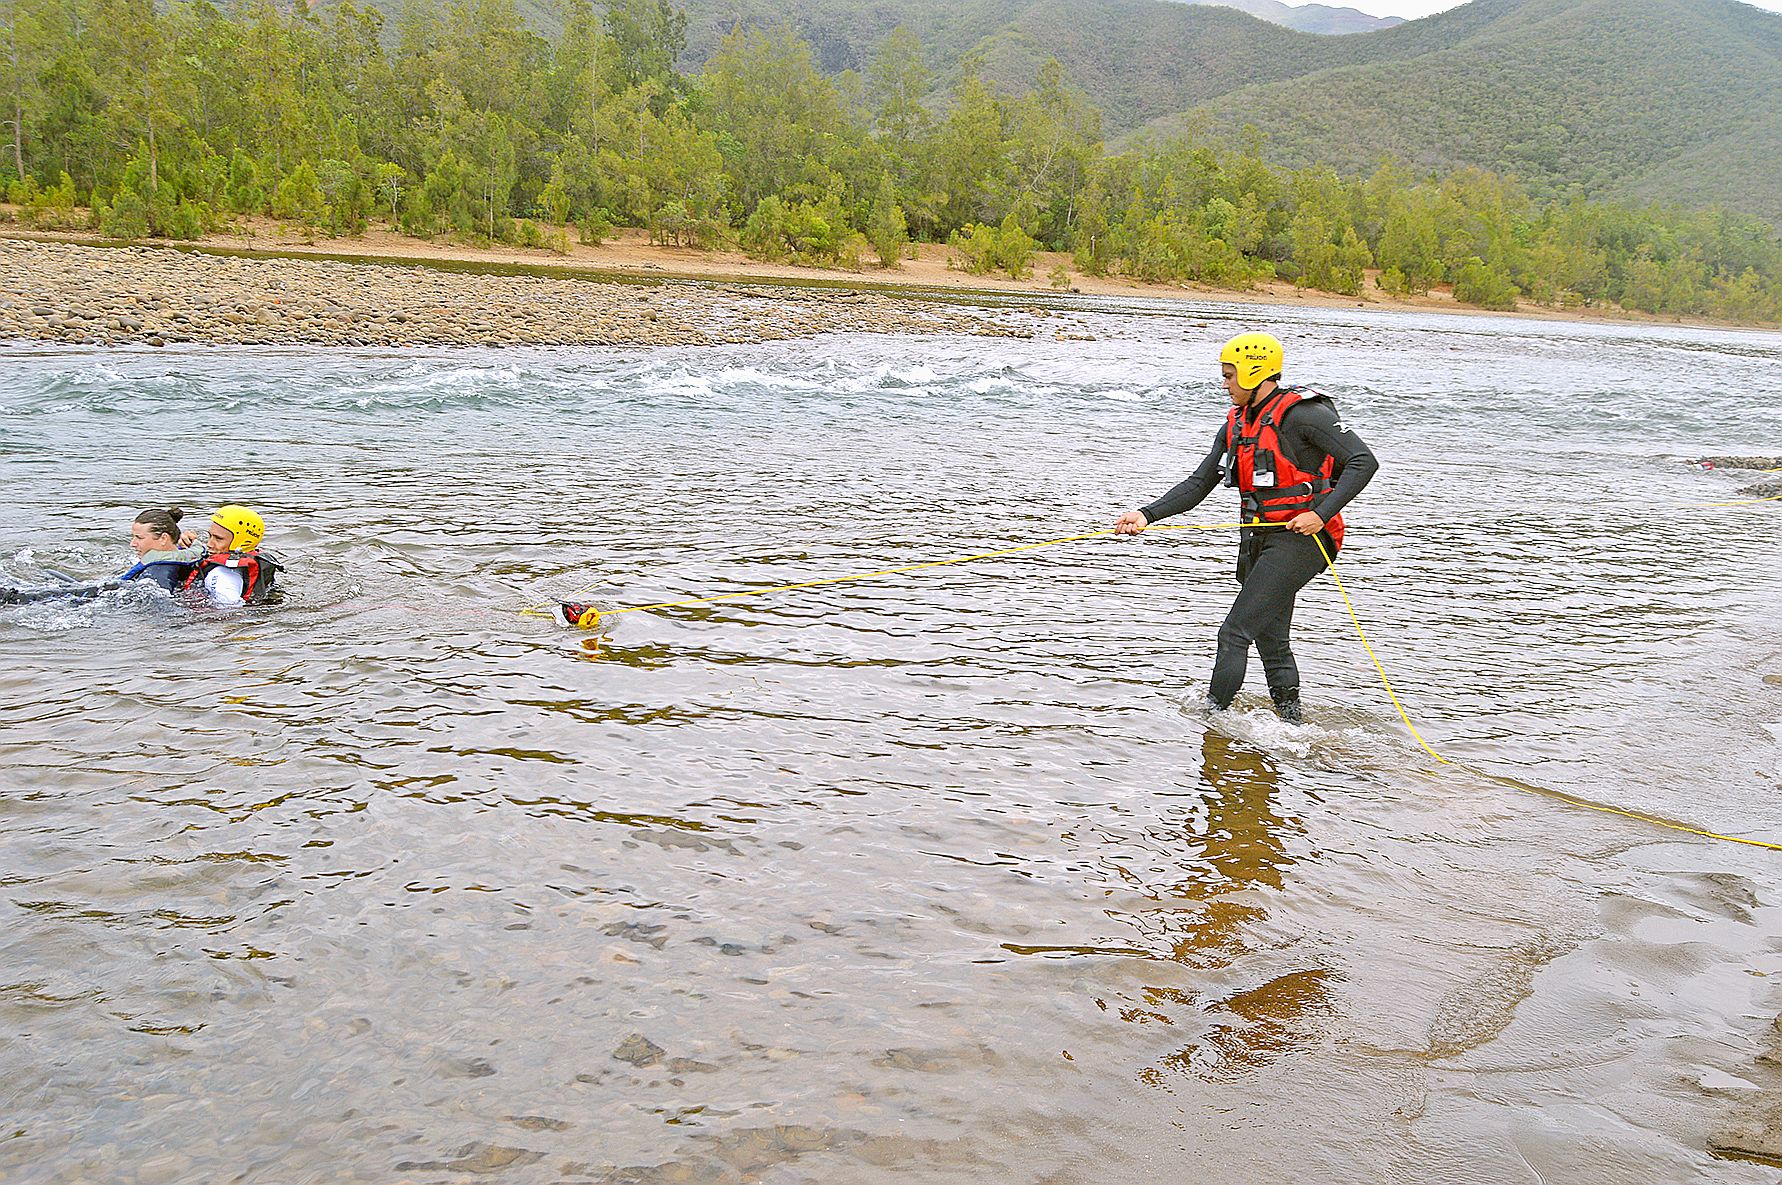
[1114,331,1379,722]
[180,505,283,606]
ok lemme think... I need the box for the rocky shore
[1694,456,1782,501]
[0,238,1040,349]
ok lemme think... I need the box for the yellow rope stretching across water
[519,526,1140,621]
[526,507,1782,855]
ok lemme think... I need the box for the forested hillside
[323,0,1522,127]
[2,0,1778,325]
[667,0,1503,128]
[1152,0,1782,219]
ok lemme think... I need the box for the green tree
[935,60,1007,233]
[0,0,55,182]
[702,23,846,215]
[602,0,683,95]
[865,174,907,267]
[1377,192,1440,292]
[272,159,325,226]
[1005,59,1101,247]
[867,25,930,165]
[1452,256,1519,310]
[91,0,178,191]
[373,161,407,224]
[227,150,265,215]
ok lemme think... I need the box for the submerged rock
[394,1142,544,1174]
[1709,1016,1782,1164]
[612,1032,665,1067]
[1709,1106,1782,1163]
[1694,456,1782,471]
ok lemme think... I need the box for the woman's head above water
[130,506,184,556]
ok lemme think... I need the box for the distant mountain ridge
[672,0,1515,128]
[1183,0,1404,35]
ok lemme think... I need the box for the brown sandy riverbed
[7,216,1770,340]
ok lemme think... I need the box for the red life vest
[181,549,281,605]
[1223,385,1345,552]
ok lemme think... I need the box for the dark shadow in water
[1122,730,1339,1085]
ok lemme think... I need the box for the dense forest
[2,0,1779,323]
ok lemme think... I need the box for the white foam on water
[1214,708,1319,761]
[710,365,822,392]
[876,364,938,386]
[4,583,176,633]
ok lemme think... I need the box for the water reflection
[1120,730,1337,1084]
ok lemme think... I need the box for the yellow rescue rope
[519,527,1133,623]
[1308,531,1782,853]
[517,521,1275,624]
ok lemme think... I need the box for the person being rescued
[120,506,207,591]
[181,504,282,607]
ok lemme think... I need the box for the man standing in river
[1115,332,1379,722]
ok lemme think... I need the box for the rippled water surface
[4,301,1782,1184]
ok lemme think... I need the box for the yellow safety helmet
[1218,332,1285,390]
[211,505,264,552]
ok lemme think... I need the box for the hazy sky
[1361,0,1782,13]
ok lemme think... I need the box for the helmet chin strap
[1238,377,1278,407]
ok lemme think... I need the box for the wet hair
[133,506,184,543]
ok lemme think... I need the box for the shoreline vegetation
[5,223,1776,353]
[3,1,1779,333]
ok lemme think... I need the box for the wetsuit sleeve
[1140,424,1228,523]
[1281,401,1378,521]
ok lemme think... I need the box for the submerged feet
[1271,691,1304,724]
[1197,691,1303,723]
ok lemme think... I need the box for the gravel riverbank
[0,238,1040,349]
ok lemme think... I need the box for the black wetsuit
[1141,392,1379,710]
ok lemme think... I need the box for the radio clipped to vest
[1248,447,1277,488]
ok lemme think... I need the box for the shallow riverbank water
[3,301,1782,1183]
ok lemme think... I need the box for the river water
[3,300,1781,1184]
